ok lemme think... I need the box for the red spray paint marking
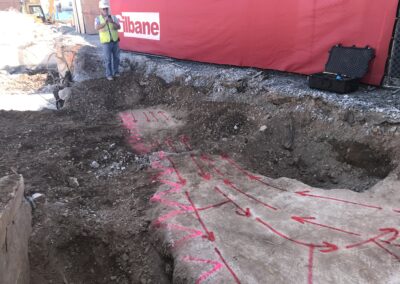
[150,139,162,151]
[200,153,225,177]
[198,200,231,211]
[220,154,286,191]
[165,137,178,153]
[394,209,400,213]
[119,112,150,154]
[150,166,192,217]
[150,159,188,210]
[291,216,361,236]
[153,209,189,225]
[200,153,213,162]
[186,191,215,241]
[151,196,191,211]
[256,217,338,284]
[214,186,251,217]
[182,256,223,284]
[143,111,151,122]
[346,228,400,261]
[307,246,315,284]
[121,116,206,253]
[213,167,225,177]
[130,110,138,122]
[151,200,202,248]
[346,228,399,247]
[255,218,338,252]
[158,110,170,121]
[150,161,192,211]
[166,156,187,185]
[155,222,203,249]
[214,248,241,284]
[296,190,383,210]
[180,135,193,151]
[151,168,175,182]
[155,178,187,196]
[149,157,207,249]
[372,240,400,261]
[381,240,400,248]
[223,179,278,211]
[151,179,192,210]
[149,111,159,122]
[190,154,211,180]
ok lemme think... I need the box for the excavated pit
[1,71,399,283]
[172,99,396,192]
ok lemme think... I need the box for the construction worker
[95,1,121,81]
[55,2,61,20]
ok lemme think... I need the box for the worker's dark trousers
[103,41,120,77]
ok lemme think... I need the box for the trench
[17,71,398,283]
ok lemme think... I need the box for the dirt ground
[1,66,400,283]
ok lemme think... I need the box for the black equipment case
[308,45,375,94]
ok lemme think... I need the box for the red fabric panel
[112,0,399,85]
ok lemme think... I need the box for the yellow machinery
[22,0,55,23]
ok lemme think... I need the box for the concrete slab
[120,108,400,284]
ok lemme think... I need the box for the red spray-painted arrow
[158,110,170,121]
[295,190,382,210]
[291,216,361,236]
[182,255,222,284]
[143,111,151,122]
[165,156,187,185]
[346,228,400,261]
[165,137,178,152]
[149,111,159,122]
[256,217,338,252]
[256,217,338,284]
[214,186,251,217]
[214,248,241,284]
[346,228,399,248]
[130,111,138,122]
[186,191,215,241]
[223,179,278,211]
[197,200,231,211]
[190,154,211,180]
[180,135,192,151]
[200,154,225,177]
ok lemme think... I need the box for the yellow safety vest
[98,16,119,44]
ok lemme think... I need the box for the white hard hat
[99,1,109,8]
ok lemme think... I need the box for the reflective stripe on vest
[98,16,119,44]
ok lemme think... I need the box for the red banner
[112,0,398,85]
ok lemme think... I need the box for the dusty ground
[0,67,399,283]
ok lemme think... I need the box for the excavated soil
[1,71,399,283]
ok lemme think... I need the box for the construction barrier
[112,0,399,85]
